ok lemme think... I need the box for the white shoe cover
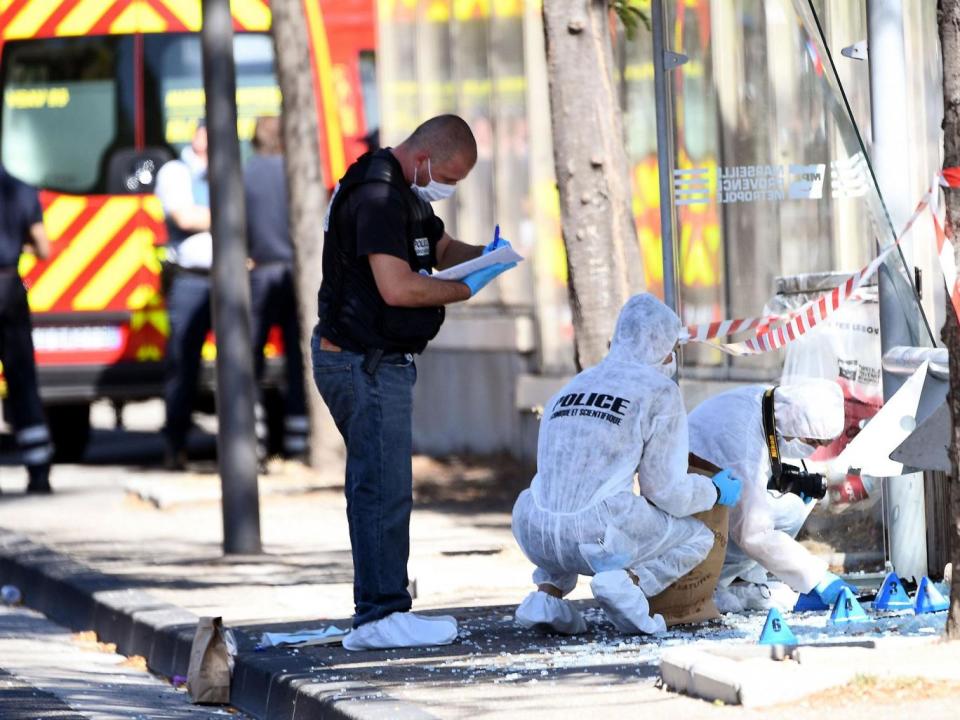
[342,612,458,651]
[590,570,667,635]
[724,582,798,612]
[514,591,587,635]
[714,586,746,614]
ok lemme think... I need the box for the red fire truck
[0,0,376,458]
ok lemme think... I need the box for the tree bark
[938,0,960,641]
[270,0,343,470]
[543,0,645,369]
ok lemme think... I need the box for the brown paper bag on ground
[647,504,729,627]
[186,616,233,704]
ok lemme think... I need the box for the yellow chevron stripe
[17,254,36,277]
[126,284,159,311]
[230,0,270,30]
[56,0,108,36]
[143,195,165,223]
[106,1,151,33]
[136,1,168,31]
[305,0,346,181]
[28,197,139,312]
[73,228,155,311]
[159,0,201,30]
[4,0,60,39]
[43,195,87,242]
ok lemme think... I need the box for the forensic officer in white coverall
[511,294,742,635]
[688,380,854,612]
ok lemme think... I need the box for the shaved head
[406,115,477,166]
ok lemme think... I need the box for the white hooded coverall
[687,381,845,594]
[512,295,718,609]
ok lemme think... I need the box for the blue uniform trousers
[163,271,212,452]
[0,273,52,467]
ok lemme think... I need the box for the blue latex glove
[483,229,512,254]
[813,572,860,606]
[462,262,517,296]
[483,237,512,254]
[712,469,742,507]
[483,224,512,255]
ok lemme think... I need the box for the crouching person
[688,380,854,612]
[511,294,742,635]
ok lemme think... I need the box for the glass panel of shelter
[658,0,939,577]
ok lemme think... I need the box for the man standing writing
[313,115,516,651]
[0,164,53,492]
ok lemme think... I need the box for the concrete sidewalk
[0,460,959,718]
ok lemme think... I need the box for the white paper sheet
[257,626,347,649]
[432,245,523,281]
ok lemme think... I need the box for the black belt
[174,266,211,277]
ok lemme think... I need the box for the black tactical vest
[319,150,445,354]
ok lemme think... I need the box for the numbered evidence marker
[914,576,950,614]
[759,608,798,645]
[828,586,869,625]
[873,571,913,613]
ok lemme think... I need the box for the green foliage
[611,0,651,40]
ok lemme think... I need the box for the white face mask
[656,351,677,377]
[411,158,456,203]
[779,437,817,458]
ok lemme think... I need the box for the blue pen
[491,224,501,250]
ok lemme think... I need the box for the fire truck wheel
[48,403,92,463]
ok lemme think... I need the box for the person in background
[688,380,856,612]
[244,116,308,462]
[0,164,54,492]
[511,294,742,635]
[155,122,211,471]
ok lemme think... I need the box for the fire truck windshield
[0,32,280,196]
[1,35,134,194]
[144,33,279,164]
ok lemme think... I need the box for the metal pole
[652,0,679,315]
[866,0,926,580]
[201,0,262,555]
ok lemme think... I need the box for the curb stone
[0,529,438,720]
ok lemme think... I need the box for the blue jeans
[163,271,212,451]
[310,326,417,627]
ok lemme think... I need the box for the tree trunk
[543,0,645,369]
[270,0,343,470]
[938,0,960,641]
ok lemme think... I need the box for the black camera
[762,387,829,500]
[773,463,827,499]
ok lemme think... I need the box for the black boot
[26,464,52,494]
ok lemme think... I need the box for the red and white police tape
[679,168,960,356]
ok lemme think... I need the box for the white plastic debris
[257,626,347,650]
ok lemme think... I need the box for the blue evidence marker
[914,576,950,614]
[828,586,869,625]
[759,607,798,645]
[873,571,913,613]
